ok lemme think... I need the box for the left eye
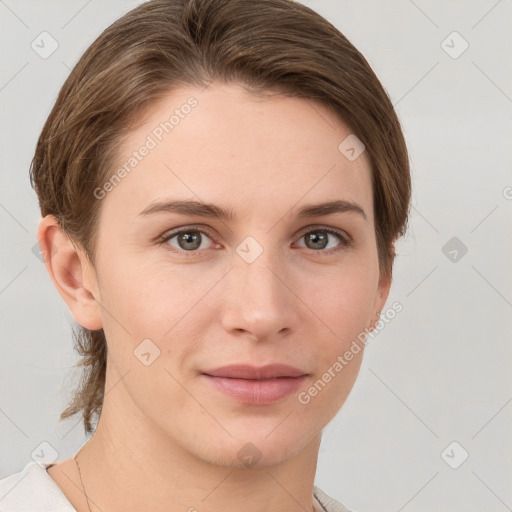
[295,229,348,253]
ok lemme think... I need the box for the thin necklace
[74,452,93,512]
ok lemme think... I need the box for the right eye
[158,226,219,256]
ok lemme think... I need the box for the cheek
[291,265,378,413]
[96,258,215,370]
[95,262,196,414]
[293,271,373,414]
[98,255,189,325]
[297,265,377,339]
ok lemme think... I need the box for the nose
[220,241,300,343]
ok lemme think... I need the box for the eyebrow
[138,199,367,221]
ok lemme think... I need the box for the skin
[40,82,391,512]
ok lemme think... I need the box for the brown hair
[30,0,411,434]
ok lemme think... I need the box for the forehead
[102,82,374,224]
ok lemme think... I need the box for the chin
[185,419,320,470]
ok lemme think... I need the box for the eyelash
[156,224,353,258]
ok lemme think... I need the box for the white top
[0,461,354,512]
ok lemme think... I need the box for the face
[78,82,390,467]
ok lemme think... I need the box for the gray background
[1,1,511,511]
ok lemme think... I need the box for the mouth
[201,364,308,405]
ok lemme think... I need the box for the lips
[203,364,307,379]
[201,364,308,405]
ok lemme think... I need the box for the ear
[368,263,393,332]
[37,215,103,330]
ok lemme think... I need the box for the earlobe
[37,215,103,331]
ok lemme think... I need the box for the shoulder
[313,485,360,512]
[0,461,75,511]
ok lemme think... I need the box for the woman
[0,0,410,510]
